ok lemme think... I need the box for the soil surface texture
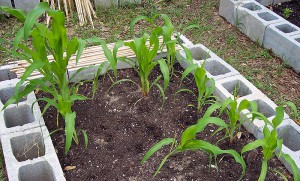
[272,0,300,27]
[38,64,293,181]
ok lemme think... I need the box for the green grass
[0,1,299,120]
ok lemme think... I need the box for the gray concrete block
[0,0,12,15]
[0,91,45,137]
[289,34,300,73]
[14,0,39,12]
[254,0,273,6]
[276,119,300,174]
[239,94,289,139]
[214,74,263,101]
[236,1,284,45]
[219,0,250,25]
[119,0,142,6]
[263,21,300,73]
[94,0,118,8]
[177,34,193,46]
[0,79,27,105]
[1,126,66,181]
[198,57,240,81]
[0,68,17,82]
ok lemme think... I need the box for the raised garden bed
[272,0,300,27]
[38,64,292,180]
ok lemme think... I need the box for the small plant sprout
[175,62,216,112]
[218,94,258,145]
[130,14,198,74]
[0,3,95,154]
[242,105,299,181]
[283,8,293,19]
[142,111,246,179]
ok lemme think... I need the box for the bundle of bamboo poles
[44,0,97,28]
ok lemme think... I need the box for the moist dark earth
[37,64,293,181]
[272,0,300,27]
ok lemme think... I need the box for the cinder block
[240,95,289,139]
[67,60,133,83]
[214,74,263,101]
[254,0,273,6]
[14,0,40,12]
[276,119,300,174]
[0,92,45,137]
[177,34,193,46]
[263,21,300,73]
[0,65,18,82]
[0,0,12,15]
[236,1,284,45]
[0,79,27,105]
[1,126,65,181]
[288,34,300,73]
[197,57,240,81]
[94,0,118,8]
[219,0,250,25]
[119,0,142,6]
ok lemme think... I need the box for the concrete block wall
[0,0,39,12]
[177,41,300,176]
[255,0,292,6]
[0,73,65,180]
[219,0,300,73]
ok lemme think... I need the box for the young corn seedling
[121,28,169,98]
[242,104,299,181]
[142,108,246,180]
[175,62,216,112]
[218,95,258,145]
[130,14,198,74]
[0,3,95,154]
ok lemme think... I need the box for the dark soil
[272,0,300,27]
[37,64,293,181]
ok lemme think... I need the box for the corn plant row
[0,2,299,181]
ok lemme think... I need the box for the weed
[283,8,293,19]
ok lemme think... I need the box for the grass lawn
[0,0,299,177]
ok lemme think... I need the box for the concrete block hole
[204,60,230,76]
[295,38,300,43]
[190,47,211,60]
[0,69,17,82]
[257,12,278,21]
[222,80,252,97]
[242,2,262,11]
[249,99,276,118]
[19,161,55,181]
[4,105,35,128]
[11,132,45,162]
[278,125,300,152]
[0,86,27,104]
[275,24,298,34]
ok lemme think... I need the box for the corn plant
[0,3,95,154]
[142,109,246,180]
[175,62,216,112]
[242,104,299,181]
[130,14,198,74]
[122,28,169,97]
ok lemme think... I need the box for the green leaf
[157,59,170,91]
[82,130,89,148]
[280,154,299,181]
[203,103,221,118]
[258,160,268,181]
[181,63,198,81]
[272,106,284,128]
[24,2,52,40]
[65,112,76,154]
[0,6,26,22]
[76,39,87,64]
[241,139,265,154]
[141,138,175,164]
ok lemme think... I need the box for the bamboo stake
[84,0,94,29]
[63,0,69,22]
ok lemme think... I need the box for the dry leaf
[64,166,76,171]
[236,132,242,139]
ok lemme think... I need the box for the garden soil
[272,0,300,27]
[38,64,293,181]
